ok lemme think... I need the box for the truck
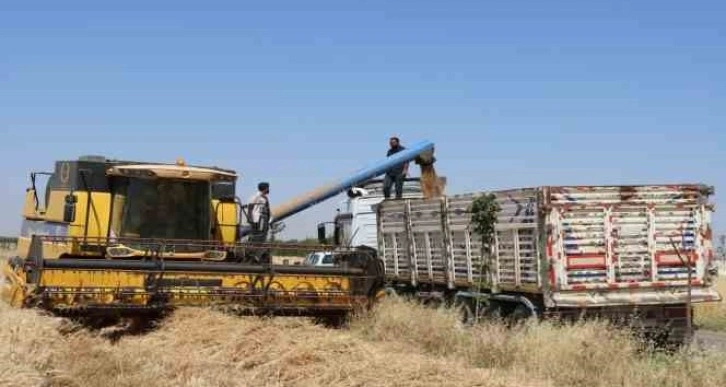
[325,183,722,345]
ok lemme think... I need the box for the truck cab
[304,251,335,267]
[331,177,429,248]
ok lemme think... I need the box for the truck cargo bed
[377,184,721,308]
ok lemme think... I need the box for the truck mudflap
[550,286,722,308]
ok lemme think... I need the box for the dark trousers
[383,173,405,199]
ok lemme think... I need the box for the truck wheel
[455,300,475,326]
[509,304,534,325]
[384,287,398,297]
[480,302,503,321]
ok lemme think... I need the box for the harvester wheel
[72,315,122,331]
[313,314,348,329]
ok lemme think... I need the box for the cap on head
[258,182,270,192]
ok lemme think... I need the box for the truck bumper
[550,286,722,308]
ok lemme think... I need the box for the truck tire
[383,287,398,297]
[509,304,534,325]
[455,300,475,326]
[480,302,503,321]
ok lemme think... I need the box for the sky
[1,0,724,240]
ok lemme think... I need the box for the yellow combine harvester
[0,156,383,324]
[1,141,436,325]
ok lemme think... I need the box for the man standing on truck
[383,136,409,199]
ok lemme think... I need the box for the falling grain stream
[420,163,445,199]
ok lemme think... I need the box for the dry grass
[694,276,726,331]
[2,297,726,387]
[353,296,726,387]
[0,299,531,387]
[2,243,726,387]
[0,247,13,260]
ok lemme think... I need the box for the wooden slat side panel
[547,185,713,292]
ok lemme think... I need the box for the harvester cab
[16,156,245,259]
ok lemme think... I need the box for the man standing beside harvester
[245,181,271,242]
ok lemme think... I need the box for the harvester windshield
[111,177,210,240]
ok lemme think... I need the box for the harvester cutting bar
[40,259,366,275]
[31,235,345,262]
[5,235,384,319]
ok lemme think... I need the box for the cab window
[321,254,334,264]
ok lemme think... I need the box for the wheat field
[1,246,726,387]
[694,277,726,331]
[2,295,726,386]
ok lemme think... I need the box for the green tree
[469,193,501,320]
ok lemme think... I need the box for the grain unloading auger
[1,141,437,324]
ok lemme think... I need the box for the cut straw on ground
[1,249,726,386]
[695,277,726,331]
[0,298,532,387]
[1,294,726,387]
